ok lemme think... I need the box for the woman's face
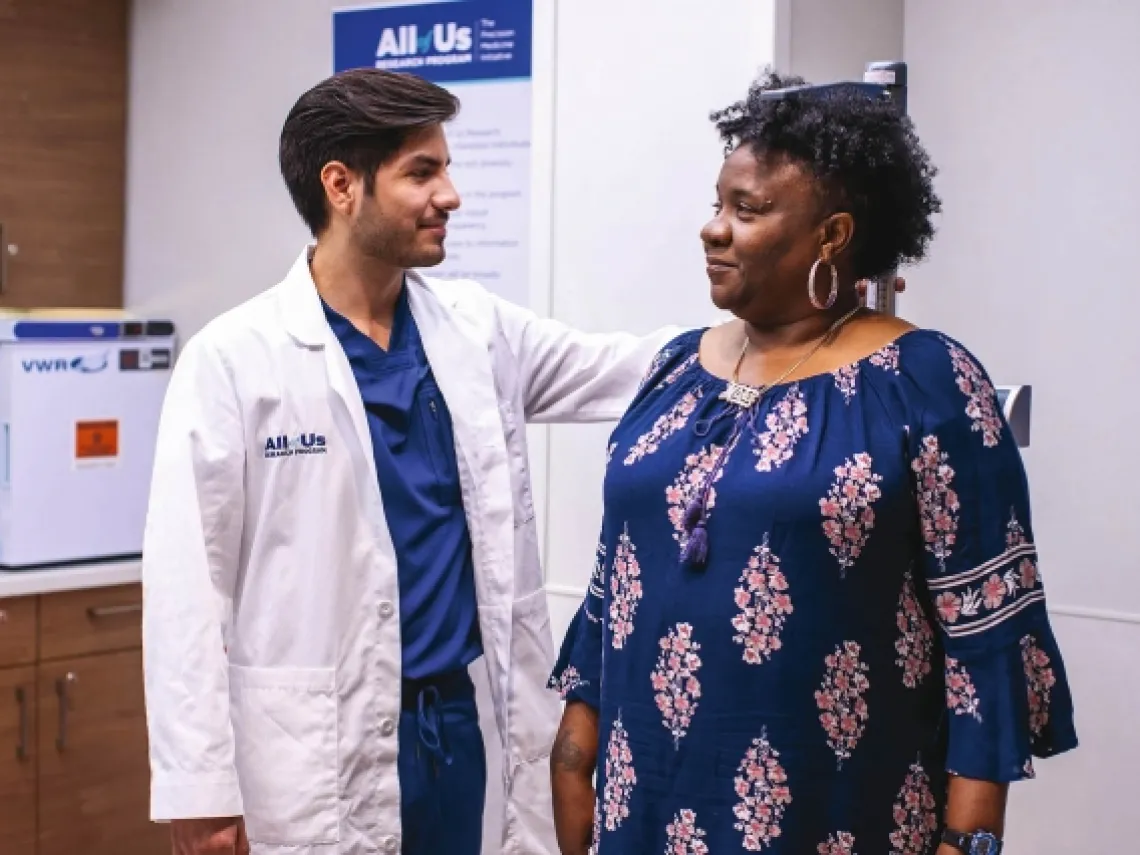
[701,145,840,324]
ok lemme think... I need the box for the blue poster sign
[333,0,533,84]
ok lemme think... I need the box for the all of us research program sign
[333,1,535,308]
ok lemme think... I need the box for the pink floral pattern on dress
[666,443,730,547]
[928,546,1043,635]
[816,641,871,768]
[549,665,585,700]
[606,442,617,466]
[664,352,700,386]
[591,796,601,854]
[625,389,703,465]
[818,831,857,855]
[651,623,703,747]
[1006,511,1041,588]
[945,340,1003,447]
[732,538,793,665]
[608,525,642,649]
[911,434,959,571]
[732,731,792,851]
[870,342,901,374]
[834,364,859,403]
[639,347,676,391]
[602,713,637,832]
[945,657,982,721]
[754,385,809,473]
[819,453,883,575]
[895,572,934,689]
[1022,635,1057,737]
[1006,510,1027,547]
[665,809,710,855]
[889,761,938,855]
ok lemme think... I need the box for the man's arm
[489,294,686,424]
[141,334,246,848]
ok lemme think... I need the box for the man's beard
[353,211,445,269]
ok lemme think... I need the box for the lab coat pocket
[229,665,340,846]
[507,588,560,770]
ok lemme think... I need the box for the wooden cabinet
[0,664,37,854]
[0,584,167,855]
[0,0,130,308]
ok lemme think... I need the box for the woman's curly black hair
[711,69,942,281]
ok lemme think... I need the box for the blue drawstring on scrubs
[416,684,453,770]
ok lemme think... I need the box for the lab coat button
[383,835,399,852]
[378,601,394,619]
[380,718,396,737]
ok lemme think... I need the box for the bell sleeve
[548,537,607,711]
[906,335,1078,782]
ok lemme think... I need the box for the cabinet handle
[55,672,77,751]
[86,602,142,619]
[15,686,28,761]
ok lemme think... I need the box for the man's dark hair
[710,69,941,281]
[279,69,460,235]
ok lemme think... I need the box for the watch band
[941,828,1003,855]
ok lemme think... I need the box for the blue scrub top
[323,286,483,680]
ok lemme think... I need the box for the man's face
[352,124,460,268]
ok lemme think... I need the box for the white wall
[784,0,904,84]
[902,2,1139,851]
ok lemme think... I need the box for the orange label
[76,420,119,460]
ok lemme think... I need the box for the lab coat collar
[278,246,328,348]
[277,245,456,348]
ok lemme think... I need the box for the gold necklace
[719,306,863,409]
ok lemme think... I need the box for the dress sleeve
[548,536,606,710]
[905,335,1077,783]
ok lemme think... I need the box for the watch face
[971,833,999,855]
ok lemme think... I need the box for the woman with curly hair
[548,71,1077,855]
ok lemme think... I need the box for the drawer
[0,595,37,666]
[40,583,143,660]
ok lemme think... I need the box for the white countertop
[0,558,142,599]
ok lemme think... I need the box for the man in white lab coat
[141,69,672,855]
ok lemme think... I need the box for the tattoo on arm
[552,728,588,774]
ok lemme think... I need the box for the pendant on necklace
[720,381,761,409]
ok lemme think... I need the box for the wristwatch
[940,828,1003,855]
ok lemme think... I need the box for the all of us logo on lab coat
[263,433,327,459]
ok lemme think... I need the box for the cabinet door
[0,665,37,854]
[0,0,129,308]
[38,650,168,855]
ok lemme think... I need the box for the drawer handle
[55,672,77,752]
[15,686,28,761]
[86,603,142,619]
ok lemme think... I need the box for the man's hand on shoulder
[171,817,248,855]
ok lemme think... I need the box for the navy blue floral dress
[549,328,1077,855]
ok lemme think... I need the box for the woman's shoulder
[890,327,1006,440]
[636,327,707,388]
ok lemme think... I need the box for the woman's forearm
[551,701,600,855]
[939,774,1008,854]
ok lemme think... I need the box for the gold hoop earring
[808,258,838,310]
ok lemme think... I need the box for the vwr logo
[376,23,472,58]
[21,353,109,374]
[264,433,327,459]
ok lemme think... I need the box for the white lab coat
[141,247,677,854]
